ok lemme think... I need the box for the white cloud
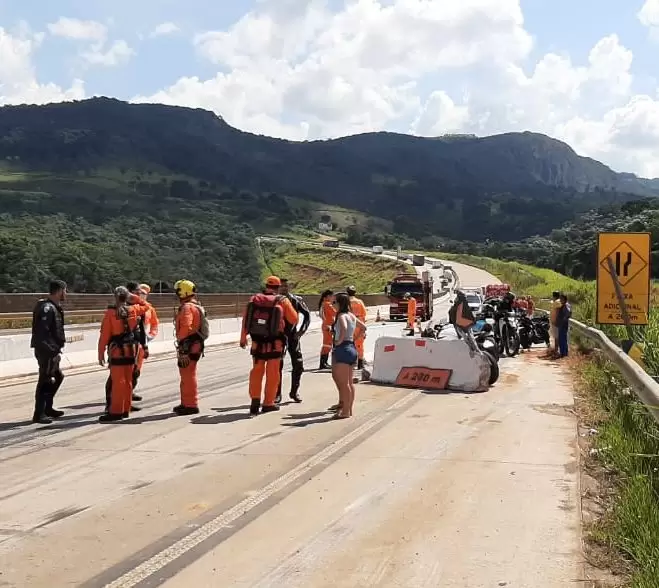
[149,22,179,38]
[0,27,85,105]
[135,0,659,177]
[47,17,107,42]
[81,39,135,67]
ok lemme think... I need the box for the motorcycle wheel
[503,324,520,357]
[519,330,532,350]
[485,351,499,385]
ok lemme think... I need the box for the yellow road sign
[596,232,651,325]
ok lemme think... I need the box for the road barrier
[0,294,392,329]
[567,317,659,425]
[370,336,491,393]
[534,308,659,425]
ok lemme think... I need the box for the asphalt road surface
[0,261,583,587]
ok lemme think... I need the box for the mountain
[0,97,655,291]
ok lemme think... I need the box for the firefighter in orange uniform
[318,289,336,370]
[405,292,417,331]
[526,295,535,316]
[139,284,160,342]
[346,285,367,369]
[98,286,150,422]
[174,279,208,416]
[241,276,298,416]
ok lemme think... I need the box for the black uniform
[30,299,66,422]
[276,292,311,403]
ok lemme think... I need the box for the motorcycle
[476,304,520,358]
[518,314,550,349]
[497,310,520,357]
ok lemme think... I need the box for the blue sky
[1,0,659,176]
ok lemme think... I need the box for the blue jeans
[558,325,569,357]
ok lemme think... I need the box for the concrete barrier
[0,304,392,379]
[370,336,490,392]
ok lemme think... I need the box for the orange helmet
[265,275,281,287]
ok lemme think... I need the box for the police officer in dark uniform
[30,280,67,424]
[276,278,310,404]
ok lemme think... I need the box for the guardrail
[534,309,659,426]
[568,318,659,425]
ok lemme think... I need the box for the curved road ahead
[0,261,582,587]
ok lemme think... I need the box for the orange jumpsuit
[407,297,417,328]
[98,300,149,416]
[350,296,367,362]
[241,295,298,407]
[145,304,160,340]
[175,301,204,409]
[320,299,336,362]
[135,302,158,374]
[527,297,535,316]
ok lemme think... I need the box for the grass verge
[260,242,411,293]
[572,352,659,587]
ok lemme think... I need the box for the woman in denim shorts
[330,292,365,419]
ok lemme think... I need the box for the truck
[431,259,443,269]
[372,245,383,254]
[384,271,434,321]
[322,239,340,248]
[412,254,425,266]
[484,283,511,299]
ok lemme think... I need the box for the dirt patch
[568,354,631,587]
[497,372,519,386]
[532,403,575,418]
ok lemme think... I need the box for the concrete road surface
[0,263,583,587]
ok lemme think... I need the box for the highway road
[0,260,583,587]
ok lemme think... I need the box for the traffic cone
[376,309,382,322]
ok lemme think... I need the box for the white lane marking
[104,392,417,588]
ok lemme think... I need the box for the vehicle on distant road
[372,245,383,254]
[322,239,340,248]
[431,260,443,269]
[385,272,434,321]
[412,254,425,266]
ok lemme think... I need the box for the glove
[143,347,150,360]
[98,353,106,367]
[177,353,190,368]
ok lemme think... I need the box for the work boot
[32,414,53,425]
[132,394,143,402]
[129,405,142,412]
[99,413,123,423]
[275,393,282,405]
[289,392,302,403]
[319,354,329,370]
[249,398,261,416]
[173,405,200,416]
[45,408,64,419]
[357,359,364,370]
[261,404,280,414]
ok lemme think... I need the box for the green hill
[0,96,656,291]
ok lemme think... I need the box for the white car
[465,293,483,313]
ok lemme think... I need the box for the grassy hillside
[260,242,411,294]
[1,97,652,245]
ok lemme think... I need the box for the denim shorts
[332,341,358,365]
